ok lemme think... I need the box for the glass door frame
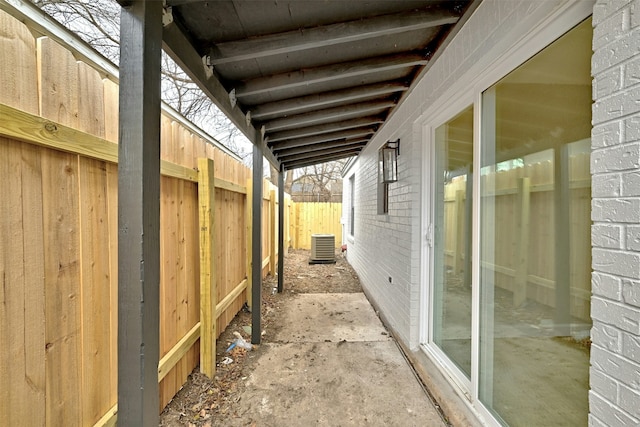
[419,93,477,400]
[417,2,594,425]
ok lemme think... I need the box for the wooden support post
[117,2,162,425]
[251,137,263,344]
[198,158,216,377]
[514,177,530,307]
[245,178,253,310]
[554,145,571,335]
[278,168,285,293]
[269,188,277,275]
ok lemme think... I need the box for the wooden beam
[262,101,396,132]
[274,139,368,158]
[0,102,120,160]
[162,19,254,143]
[266,117,383,143]
[157,322,201,382]
[198,158,217,378]
[0,105,252,187]
[279,146,362,163]
[251,134,263,344]
[283,151,360,170]
[269,128,374,150]
[235,53,428,98]
[216,279,248,316]
[93,404,118,427]
[250,82,408,120]
[278,143,365,162]
[209,9,458,65]
[95,319,202,426]
[117,2,162,425]
[214,177,246,194]
[162,12,280,169]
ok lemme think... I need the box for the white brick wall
[591,1,640,426]
[343,0,571,350]
[343,2,640,424]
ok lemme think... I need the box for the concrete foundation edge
[362,288,483,427]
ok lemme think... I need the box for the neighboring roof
[159,0,476,170]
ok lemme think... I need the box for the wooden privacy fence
[443,153,591,321]
[0,8,295,426]
[0,8,344,425]
[288,202,343,250]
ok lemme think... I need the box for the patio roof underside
[160,0,474,170]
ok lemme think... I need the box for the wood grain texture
[41,149,82,426]
[289,202,343,249]
[19,142,47,425]
[198,158,216,377]
[78,157,112,424]
[103,79,119,143]
[159,176,178,409]
[0,10,39,114]
[37,37,79,127]
[1,9,264,422]
[0,139,45,426]
[105,162,118,410]
[77,61,105,137]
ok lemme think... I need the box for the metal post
[278,166,285,292]
[251,136,263,344]
[117,1,162,426]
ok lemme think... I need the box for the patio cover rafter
[209,8,459,65]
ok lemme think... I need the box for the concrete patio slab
[223,293,447,426]
[272,293,392,343]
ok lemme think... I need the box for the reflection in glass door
[433,106,474,378]
[479,18,592,426]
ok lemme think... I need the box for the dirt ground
[159,249,362,426]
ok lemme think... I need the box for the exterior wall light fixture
[380,139,400,183]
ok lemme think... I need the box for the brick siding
[590,1,640,426]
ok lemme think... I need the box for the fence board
[42,149,82,426]
[184,181,200,370]
[0,139,46,426]
[0,8,298,425]
[78,157,112,425]
[0,9,38,114]
[20,142,47,424]
[159,176,179,409]
[198,158,216,377]
[77,61,105,137]
[105,162,118,409]
[288,202,343,249]
[37,37,79,127]
[103,79,119,143]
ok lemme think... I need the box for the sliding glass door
[433,106,474,379]
[426,17,593,427]
[478,18,592,426]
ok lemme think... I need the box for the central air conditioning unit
[309,234,336,264]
